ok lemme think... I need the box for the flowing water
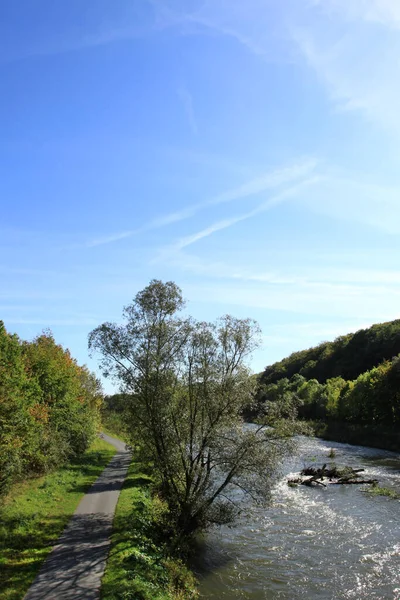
[195,436,400,599]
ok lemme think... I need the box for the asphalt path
[24,433,131,600]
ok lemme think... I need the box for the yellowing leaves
[28,403,49,424]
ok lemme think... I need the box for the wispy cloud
[1,1,159,63]
[85,158,317,247]
[147,0,295,62]
[292,1,400,133]
[157,158,317,228]
[1,26,147,63]
[3,0,280,63]
[298,175,400,233]
[181,13,269,59]
[177,86,198,134]
[175,216,246,250]
[150,0,400,134]
[160,175,320,254]
[208,159,318,205]
[311,0,400,29]
[86,230,138,248]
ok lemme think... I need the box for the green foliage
[336,359,400,426]
[101,398,132,443]
[0,321,103,496]
[257,319,400,446]
[0,437,116,600]
[101,461,198,600]
[258,353,400,449]
[0,323,38,494]
[261,319,400,385]
[366,485,400,499]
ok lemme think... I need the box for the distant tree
[324,377,347,418]
[103,393,132,413]
[337,360,399,427]
[89,280,297,537]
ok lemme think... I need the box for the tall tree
[89,280,296,536]
[0,322,37,494]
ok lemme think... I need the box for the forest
[261,319,400,385]
[256,319,400,450]
[0,321,102,496]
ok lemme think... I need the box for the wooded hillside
[260,319,400,385]
[256,319,400,451]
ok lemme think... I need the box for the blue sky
[2,0,400,392]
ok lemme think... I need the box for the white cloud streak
[292,1,400,133]
[1,26,146,63]
[298,176,400,233]
[150,0,400,134]
[160,175,320,254]
[311,0,400,28]
[86,230,138,248]
[85,158,317,247]
[147,0,296,62]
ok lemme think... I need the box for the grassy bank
[309,420,400,452]
[366,485,400,499]
[101,455,198,599]
[0,437,116,600]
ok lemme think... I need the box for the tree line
[0,321,102,496]
[261,319,400,385]
[257,358,400,427]
[256,322,400,450]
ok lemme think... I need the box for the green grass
[366,485,400,499]
[101,460,198,600]
[101,426,128,444]
[0,437,116,600]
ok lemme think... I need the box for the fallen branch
[332,479,378,485]
[288,463,377,488]
[302,477,326,487]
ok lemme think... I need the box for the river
[195,436,400,599]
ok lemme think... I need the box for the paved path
[24,433,131,600]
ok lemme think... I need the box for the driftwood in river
[288,464,378,488]
[301,464,364,478]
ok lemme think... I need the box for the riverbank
[0,437,116,600]
[100,421,198,600]
[308,420,400,452]
[101,459,198,600]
